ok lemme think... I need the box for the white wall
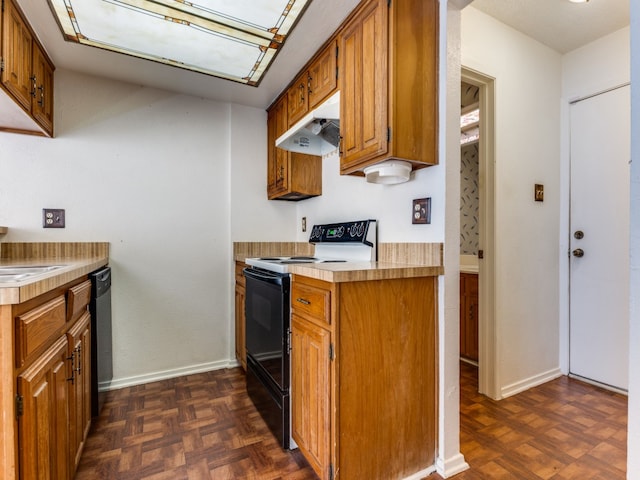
[229,104,297,241]
[559,28,630,374]
[628,2,640,477]
[293,153,445,243]
[461,7,563,395]
[0,69,278,386]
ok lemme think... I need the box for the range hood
[276,91,340,156]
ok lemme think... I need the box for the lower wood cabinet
[67,311,92,471]
[291,274,437,479]
[16,335,70,480]
[234,262,246,370]
[3,276,94,480]
[460,273,479,362]
[291,313,331,478]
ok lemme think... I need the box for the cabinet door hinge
[1,0,4,13]
[329,463,334,480]
[0,58,4,73]
[16,394,23,418]
[387,0,391,7]
[387,127,391,142]
[329,343,335,361]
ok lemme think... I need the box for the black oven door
[243,267,290,392]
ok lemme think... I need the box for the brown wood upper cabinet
[1,0,55,136]
[287,40,338,128]
[267,95,322,201]
[338,0,438,175]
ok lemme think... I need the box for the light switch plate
[412,198,431,224]
[43,208,65,228]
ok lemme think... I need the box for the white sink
[0,265,65,282]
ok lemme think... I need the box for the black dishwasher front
[90,267,113,417]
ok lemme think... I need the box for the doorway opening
[460,67,498,399]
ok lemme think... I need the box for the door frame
[461,67,499,399]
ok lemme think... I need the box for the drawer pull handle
[296,298,311,305]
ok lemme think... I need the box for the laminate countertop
[0,242,109,305]
[233,242,444,283]
[286,261,443,283]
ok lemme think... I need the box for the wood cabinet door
[287,72,309,127]
[291,314,331,480]
[2,0,33,110]
[308,41,337,110]
[338,0,388,174]
[460,274,479,362]
[31,43,54,135]
[17,335,70,480]
[234,283,246,370]
[267,96,289,198]
[67,312,91,473]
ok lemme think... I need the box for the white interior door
[569,85,630,391]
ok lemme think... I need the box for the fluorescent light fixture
[46,0,310,86]
[568,0,589,3]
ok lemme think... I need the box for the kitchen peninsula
[0,242,109,480]
[235,241,443,479]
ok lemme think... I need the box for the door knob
[572,248,584,258]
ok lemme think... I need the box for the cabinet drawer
[292,282,330,326]
[15,295,66,368]
[67,279,91,322]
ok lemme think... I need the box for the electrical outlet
[43,208,65,228]
[534,184,544,202]
[412,198,431,224]
[302,217,307,232]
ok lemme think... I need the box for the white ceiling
[470,0,629,54]
[16,0,630,110]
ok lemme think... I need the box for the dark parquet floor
[427,362,627,480]
[76,362,627,479]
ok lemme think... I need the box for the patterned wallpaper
[460,143,479,255]
[460,82,480,255]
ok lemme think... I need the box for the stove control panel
[309,219,376,245]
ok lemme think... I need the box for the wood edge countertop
[0,242,110,305]
[233,242,444,283]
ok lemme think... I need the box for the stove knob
[338,226,345,237]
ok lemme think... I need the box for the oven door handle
[243,267,288,286]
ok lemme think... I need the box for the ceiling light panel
[47,0,310,85]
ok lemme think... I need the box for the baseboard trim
[436,453,469,478]
[103,359,240,391]
[402,466,436,480]
[501,367,563,398]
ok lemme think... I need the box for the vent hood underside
[276,91,340,156]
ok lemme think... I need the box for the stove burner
[289,256,318,260]
[258,257,281,261]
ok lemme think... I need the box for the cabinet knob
[572,248,584,258]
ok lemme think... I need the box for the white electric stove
[245,219,377,274]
